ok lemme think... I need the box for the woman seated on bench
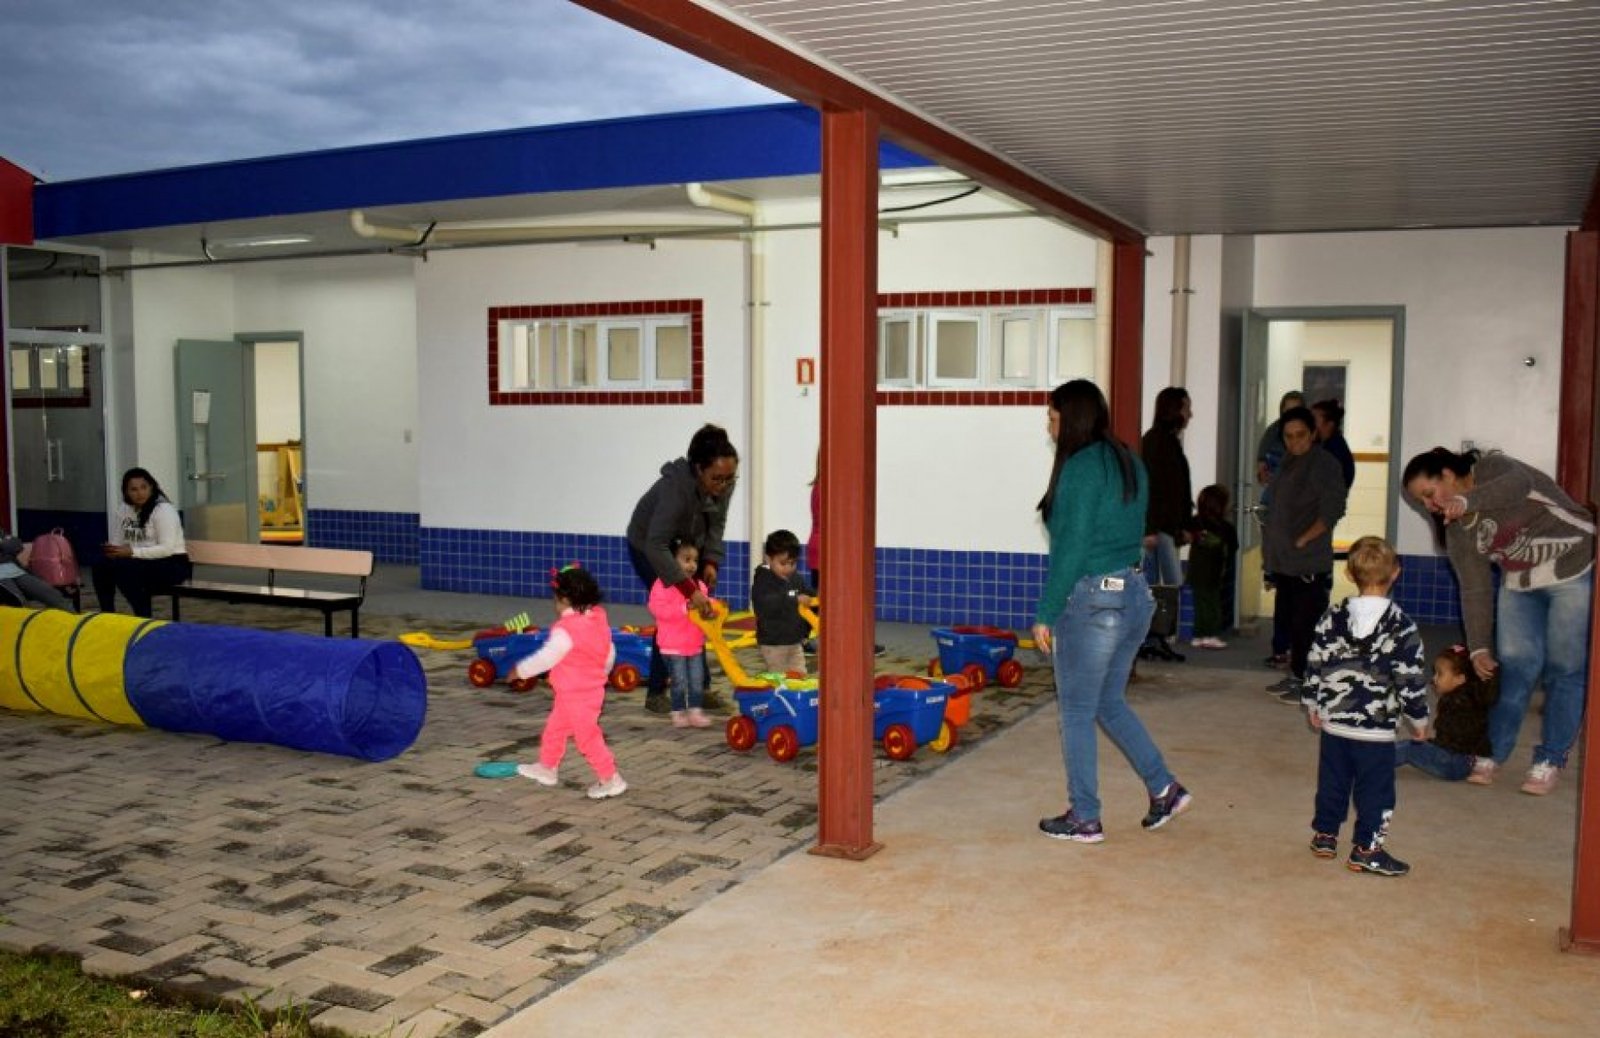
[95,467,192,618]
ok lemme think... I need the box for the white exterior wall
[232,256,418,512]
[756,198,1101,555]
[1252,227,1569,554]
[413,239,749,539]
[125,263,238,488]
[124,255,419,513]
[1142,235,1225,494]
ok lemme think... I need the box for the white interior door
[175,338,257,543]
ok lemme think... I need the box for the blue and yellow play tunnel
[0,607,426,761]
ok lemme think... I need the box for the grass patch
[0,950,341,1037]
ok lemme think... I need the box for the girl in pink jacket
[513,566,626,799]
[648,539,712,728]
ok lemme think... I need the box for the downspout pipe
[685,184,765,556]
[1170,234,1192,387]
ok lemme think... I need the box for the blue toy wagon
[872,680,951,760]
[929,625,1025,689]
[726,681,821,762]
[469,624,656,693]
[468,627,549,692]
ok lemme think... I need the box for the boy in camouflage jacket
[1304,536,1429,876]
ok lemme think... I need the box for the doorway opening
[250,339,305,544]
[1236,308,1405,631]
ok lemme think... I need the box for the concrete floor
[485,657,1600,1038]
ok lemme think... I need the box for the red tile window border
[876,287,1093,407]
[487,299,703,406]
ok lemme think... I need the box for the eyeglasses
[706,473,738,487]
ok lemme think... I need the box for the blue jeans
[663,653,706,712]
[1394,739,1473,781]
[1143,533,1183,587]
[1050,568,1175,822]
[1489,570,1592,767]
[1313,732,1395,848]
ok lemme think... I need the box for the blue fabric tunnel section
[124,624,427,762]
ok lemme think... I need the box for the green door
[175,339,257,543]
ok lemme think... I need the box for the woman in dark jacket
[1262,407,1348,702]
[626,424,740,712]
[1139,386,1193,587]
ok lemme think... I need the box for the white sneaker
[516,763,559,787]
[587,772,628,799]
[1521,761,1559,796]
[1466,757,1497,786]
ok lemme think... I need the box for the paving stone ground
[0,603,1058,1037]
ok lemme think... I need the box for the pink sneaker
[1520,761,1559,796]
[686,708,712,728]
[670,711,690,728]
[1466,757,1497,786]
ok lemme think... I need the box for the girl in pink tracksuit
[513,566,626,799]
[648,538,712,728]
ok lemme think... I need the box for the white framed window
[927,312,982,387]
[1050,306,1097,384]
[878,315,918,386]
[495,311,696,393]
[877,302,1097,390]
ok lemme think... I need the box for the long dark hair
[120,467,169,529]
[1401,446,1479,487]
[1401,447,1481,547]
[1038,380,1138,521]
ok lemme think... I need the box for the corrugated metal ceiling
[713,0,1600,235]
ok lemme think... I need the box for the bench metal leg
[324,611,334,638]
[171,595,181,622]
[351,609,360,639]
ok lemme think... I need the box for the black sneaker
[643,692,672,714]
[801,639,818,655]
[1140,782,1192,830]
[1348,844,1410,876]
[874,643,887,658]
[1274,682,1307,706]
[1310,832,1337,858]
[1038,811,1105,843]
[1263,652,1289,669]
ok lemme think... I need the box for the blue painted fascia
[35,103,932,239]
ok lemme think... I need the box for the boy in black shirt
[750,529,817,677]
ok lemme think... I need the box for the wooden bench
[170,541,374,637]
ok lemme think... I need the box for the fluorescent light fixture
[879,169,970,187]
[213,234,315,248]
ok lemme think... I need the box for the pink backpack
[28,528,79,587]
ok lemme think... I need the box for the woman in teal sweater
[1031,380,1193,843]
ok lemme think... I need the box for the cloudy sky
[0,0,783,182]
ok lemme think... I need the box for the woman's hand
[1436,491,1469,523]
[103,544,133,559]
[698,560,719,593]
[1470,649,1498,681]
[1031,623,1053,655]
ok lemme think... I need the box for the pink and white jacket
[512,605,615,695]
[648,578,707,656]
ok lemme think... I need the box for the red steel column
[1556,231,1599,505]
[811,107,881,860]
[1109,239,1147,445]
[1562,229,1600,954]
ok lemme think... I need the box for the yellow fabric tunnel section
[0,607,161,726]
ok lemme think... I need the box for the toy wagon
[872,679,951,760]
[876,673,974,751]
[928,625,1025,689]
[725,680,821,762]
[467,627,549,692]
[468,625,654,693]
